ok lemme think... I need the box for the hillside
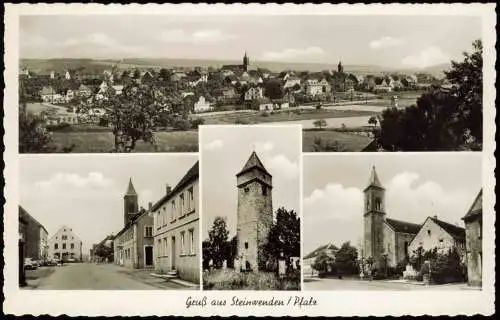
[20,58,450,76]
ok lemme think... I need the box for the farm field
[302,129,375,152]
[199,109,376,125]
[49,130,199,153]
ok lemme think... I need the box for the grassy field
[303,129,375,152]
[49,130,199,153]
[201,109,375,125]
[203,269,300,291]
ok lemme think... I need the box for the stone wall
[465,218,482,287]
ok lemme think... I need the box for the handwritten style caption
[186,296,317,309]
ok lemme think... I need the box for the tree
[262,207,300,273]
[335,241,358,275]
[18,82,54,153]
[313,119,327,129]
[311,137,346,152]
[368,115,378,127]
[263,79,284,102]
[207,216,229,268]
[444,39,483,148]
[88,81,173,152]
[94,243,113,262]
[376,40,483,151]
[312,251,336,275]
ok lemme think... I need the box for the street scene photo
[302,153,482,290]
[200,125,301,290]
[19,154,200,290]
[18,15,482,153]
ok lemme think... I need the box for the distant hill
[20,58,451,77]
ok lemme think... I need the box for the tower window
[244,187,249,193]
[262,185,267,196]
[244,242,249,249]
[427,230,431,236]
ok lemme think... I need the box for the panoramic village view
[19,15,482,153]
[19,155,200,290]
[302,154,483,290]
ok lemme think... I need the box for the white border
[4,3,496,317]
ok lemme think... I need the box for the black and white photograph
[302,153,483,291]
[200,125,301,290]
[18,14,482,153]
[18,154,200,290]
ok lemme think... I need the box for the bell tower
[236,151,273,272]
[363,166,386,269]
[243,51,249,72]
[124,178,138,226]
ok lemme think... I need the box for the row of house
[105,160,200,284]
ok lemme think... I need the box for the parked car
[66,258,76,263]
[24,258,38,270]
[45,259,58,266]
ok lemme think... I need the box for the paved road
[30,263,175,290]
[303,277,468,291]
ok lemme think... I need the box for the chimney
[166,184,172,195]
[148,202,152,210]
[433,215,438,219]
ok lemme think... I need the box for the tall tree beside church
[263,79,284,102]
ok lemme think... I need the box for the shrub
[260,112,269,117]
[189,118,205,129]
[234,118,250,125]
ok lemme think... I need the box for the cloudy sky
[303,153,482,255]
[19,154,198,255]
[20,15,480,69]
[201,125,301,240]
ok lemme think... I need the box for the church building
[222,52,250,73]
[363,166,466,270]
[236,151,273,272]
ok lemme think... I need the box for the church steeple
[365,166,383,191]
[243,51,249,72]
[123,177,138,226]
[337,60,343,73]
[125,178,137,196]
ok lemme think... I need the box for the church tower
[236,151,273,272]
[243,51,249,72]
[363,166,386,269]
[124,178,138,226]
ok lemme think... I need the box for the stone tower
[236,151,273,272]
[124,178,138,226]
[363,166,386,269]
[243,51,249,72]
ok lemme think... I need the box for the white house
[193,96,213,113]
[244,86,264,101]
[47,225,83,262]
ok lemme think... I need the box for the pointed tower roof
[364,166,384,190]
[463,189,482,221]
[125,178,137,196]
[236,151,270,177]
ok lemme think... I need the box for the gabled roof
[429,216,465,241]
[386,218,421,234]
[151,161,199,212]
[124,178,137,196]
[304,243,338,260]
[236,151,270,177]
[463,189,482,222]
[364,166,384,190]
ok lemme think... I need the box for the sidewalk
[114,265,199,290]
[23,266,56,289]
